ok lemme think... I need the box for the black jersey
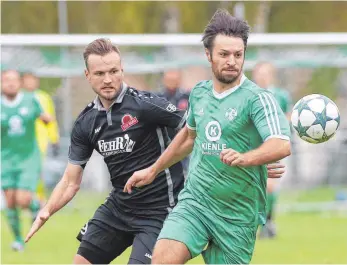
[68,84,186,216]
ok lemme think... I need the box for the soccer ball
[291,94,340,144]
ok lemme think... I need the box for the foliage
[2,2,347,34]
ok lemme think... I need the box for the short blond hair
[83,38,120,69]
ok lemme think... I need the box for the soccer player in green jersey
[1,70,51,251]
[124,9,291,264]
[253,61,293,239]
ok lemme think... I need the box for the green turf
[1,189,347,264]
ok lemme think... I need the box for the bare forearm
[44,174,80,216]
[152,127,194,175]
[244,139,291,166]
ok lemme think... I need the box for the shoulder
[240,78,263,95]
[239,79,278,110]
[178,90,190,100]
[124,86,169,106]
[22,91,41,104]
[189,80,212,99]
[279,88,291,99]
[73,101,97,130]
[36,89,49,97]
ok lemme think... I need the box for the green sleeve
[186,91,196,130]
[251,91,291,142]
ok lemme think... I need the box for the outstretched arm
[124,126,196,193]
[152,126,196,175]
[25,162,83,242]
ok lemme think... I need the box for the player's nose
[103,73,112,83]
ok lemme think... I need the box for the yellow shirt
[35,90,59,156]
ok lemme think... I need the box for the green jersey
[1,92,42,169]
[268,86,292,114]
[184,75,291,226]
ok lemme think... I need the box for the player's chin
[220,72,239,83]
[101,92,117,101]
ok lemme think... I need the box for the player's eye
[95,72,104,76]
[110,70,118,75]
[235,53,242,58]
[219,53,227,57]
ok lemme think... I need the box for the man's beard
[213,67,241,85]
[99,91,118,101]
[94,86,121,102]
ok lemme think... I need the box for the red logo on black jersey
[121,114,138,131]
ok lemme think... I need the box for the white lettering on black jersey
[68,84,186,216]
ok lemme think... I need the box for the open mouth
[102,87,114,91]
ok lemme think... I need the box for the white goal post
[1,33,347,46]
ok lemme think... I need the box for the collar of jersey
[93,82,128,111]
[212,74,246,100]
[1,92,24,107]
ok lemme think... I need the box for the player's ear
[121,66,124,78]
[205,48,212,63]
[84,69,90,81]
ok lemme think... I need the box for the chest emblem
[19,107,29,116]
[225,108,237,121]
[121,114,139,131]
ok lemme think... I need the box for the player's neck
[213,74,243,94]
[99,98,114,110]
[4,94,18,101]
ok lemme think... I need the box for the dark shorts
[76,198,167,264]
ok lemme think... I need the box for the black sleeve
[141,92,187,129]
[68,119,94,166]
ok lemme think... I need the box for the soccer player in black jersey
[25,38,186,264]
[25,38,285,264]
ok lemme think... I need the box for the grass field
[1,188,347,264]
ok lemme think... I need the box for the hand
[267,162,285,178]
[123,167,157,194]
[40,113,53,124]
[220,148,249,166]
[25,209,50,243]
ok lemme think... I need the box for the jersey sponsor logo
[121,114,139,131]
[166,103,177,112]
[225,108,237,121]
[201,142,227,155]
[94,126,101,134]
[202,121,226,155]
[145,253,152,259]
[98,134,136,156]
[205,121,222,141]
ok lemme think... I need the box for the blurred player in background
[125,9,291,264]
[252,61,292,238]
[157,69,190,174]
[22,73,60,205]
[1,70,51,251]
[252,62,292,119]
[157,69,189,111]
